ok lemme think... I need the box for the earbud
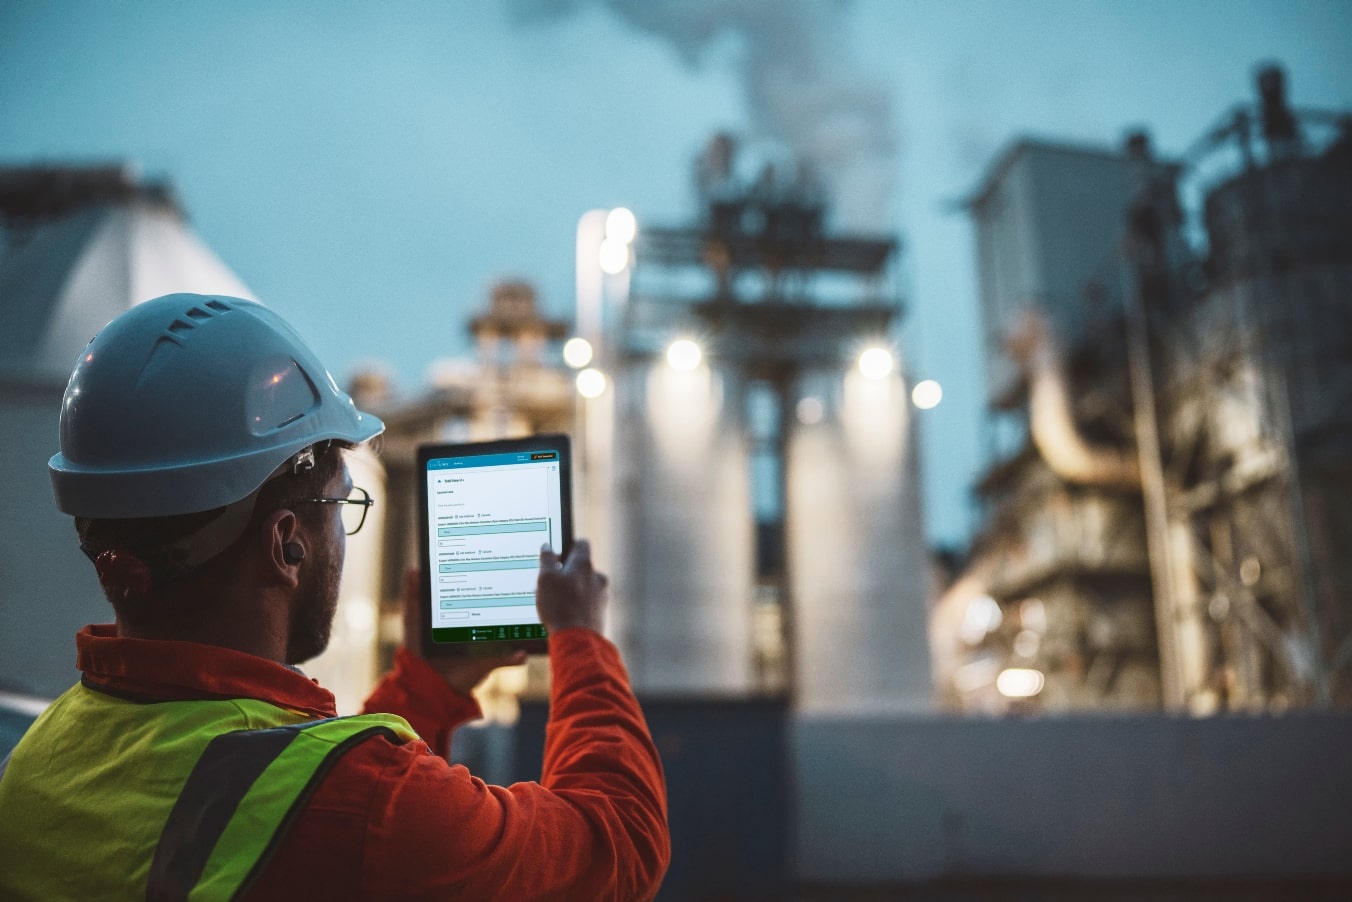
[282,542,306,565]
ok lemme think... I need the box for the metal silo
[787,366,932,713]
[610,353,756,694]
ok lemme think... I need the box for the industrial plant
[935,64,1352,717]
[591,133,931,712]
[3,62,1351,899]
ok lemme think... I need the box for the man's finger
[540,544,561,570]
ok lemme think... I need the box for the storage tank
[609,353,756,694]
[787,365,932,713]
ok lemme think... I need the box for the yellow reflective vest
[0,681,417,901]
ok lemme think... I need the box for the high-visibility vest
[0,681,418,901]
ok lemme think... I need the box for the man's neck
[115,587,291,663]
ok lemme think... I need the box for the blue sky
[3,0,1350,547]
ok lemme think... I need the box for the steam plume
[512,0,896,230]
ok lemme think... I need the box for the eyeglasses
[292,486,374,535]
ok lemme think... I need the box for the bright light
[857,346,893,380]
[959,594,1003,645]
[996,668,1045,698]
[605,207,637,244]
[598,238,630,274]
[562,337,594,369]
[911,378,943,409]
[795,396,824,425]
[666,338,702,372]
[576,367,607,398]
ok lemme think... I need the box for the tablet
[416,435,572,656]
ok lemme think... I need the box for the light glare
[996,668,1045,698]
[576,367,607,398]
[598,238,629,274]
[858,347,893,380]
[666,338,702,372]
[959,594,1003,645]
[911,378,943,409]
[562,337,594,369]
[605,207,637,244]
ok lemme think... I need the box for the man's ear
[262,508,304,589]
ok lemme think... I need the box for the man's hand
[536,539,608,634]
[402,569,526,697]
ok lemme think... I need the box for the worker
[0,293,669,900]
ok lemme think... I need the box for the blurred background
[3,1,1352,898]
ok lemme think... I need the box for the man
[0,294,669,900]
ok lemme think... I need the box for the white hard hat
[50,293,384,519]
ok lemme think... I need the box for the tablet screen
[419,436,571,652]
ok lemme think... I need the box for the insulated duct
[1005,308,1141,490]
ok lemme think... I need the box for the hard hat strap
[171,487,266,568]
[78,486,263,597]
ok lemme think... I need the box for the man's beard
[286,536,342,665]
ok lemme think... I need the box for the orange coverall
[74,624,670,900]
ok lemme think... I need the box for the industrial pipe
[1005,307,1141,490]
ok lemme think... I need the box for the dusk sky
[4,0,1350,546]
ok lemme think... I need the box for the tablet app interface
[425,448,563,643]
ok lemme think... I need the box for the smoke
[511,0,897,231]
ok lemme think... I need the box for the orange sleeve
[361,646,482,758]
[360,628,670,901]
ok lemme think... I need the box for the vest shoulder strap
[146,712,417,902]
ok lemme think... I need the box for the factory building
[583,134,933,712]
[0,164,393,714]
[931,139,1166,713]
[0,166,255,700]
[363,136,935,715]
[1141,67,1352,710]
[937,65,1352,714]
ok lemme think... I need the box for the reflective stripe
[147,715,415,902]
[148,727,297,901]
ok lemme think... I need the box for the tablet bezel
[415,434,573,658]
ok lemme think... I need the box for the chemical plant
[584,133,932,712]
[3,63,1351,899]
[935,65,1352,716]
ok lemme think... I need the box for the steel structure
[947,66,1352,714]
[1127,66,1352,711]
[943,141,1165,713]
[635,207,896,695]
[609,136,932,710]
